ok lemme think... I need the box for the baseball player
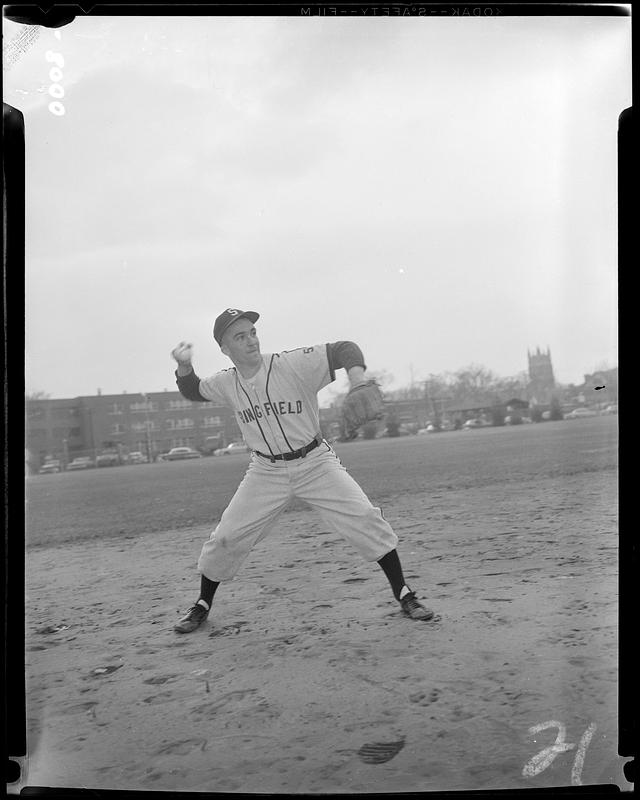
[171,308,435,633]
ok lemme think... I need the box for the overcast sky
[4,12,629,404]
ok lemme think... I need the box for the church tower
[527,346,556,405]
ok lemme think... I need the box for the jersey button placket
[252,384,281,456]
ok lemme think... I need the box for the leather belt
[256,437,321,462]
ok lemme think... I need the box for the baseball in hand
[171,341,194,364]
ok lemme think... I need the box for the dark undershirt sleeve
[175,369,209,402]
[327,341,367,375]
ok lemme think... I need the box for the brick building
[26,389,355,472]
[26,398,84,464]
[26,389,242,471]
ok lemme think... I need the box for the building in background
[26,397,84,469]
[527,346,556,406]
[26,351,617,470]
[25,389,241,471]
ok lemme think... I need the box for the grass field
[26,416,617,548]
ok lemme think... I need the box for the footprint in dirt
[62,700,99,715]
[409,688,440,706]
[268,635,298,652]
[86,665,123,679]
[143,691,173,705]
[450,704,476,722]
[191,688,258,715]
[470,610,509,624]
[567,655,592,667]
[155,737,207,756]
[358,739,405,764]
[35,624,69,635]
[342,577,367,584]
[143,675,179,685]
[143,766,188,785]
[208,621,251,638]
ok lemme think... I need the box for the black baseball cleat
[400,591,435,621]
[174,603,209,633]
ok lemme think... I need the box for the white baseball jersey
[175,339,398,581]
[197,346,334,456]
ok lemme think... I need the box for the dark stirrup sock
[376,549,408,601]
[198,575,220,610]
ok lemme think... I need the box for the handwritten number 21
[522,720,597,785]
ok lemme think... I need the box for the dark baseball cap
[213,308,260,346]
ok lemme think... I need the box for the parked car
[603,404,618,415]
[162,446,202,461]
[202,436,225,456]
[96,451,120,467]
[214,442,251,456]
[463,418,485,429]
[67,456,96,470]
[566,407,598,419]
[418,421,442,434]
[127,451,148,464]
[39,460,61,474]
[383,424,412,437]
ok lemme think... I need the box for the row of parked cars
[158,442,251,460]
[154,443,251,460]
[38,442,253,473]
[415,404,617,435]
[38,451,150,474]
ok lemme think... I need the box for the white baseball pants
[197,440,399,581]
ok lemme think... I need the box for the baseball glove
[342,380,385,440]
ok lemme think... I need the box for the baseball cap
[213,308,260,346]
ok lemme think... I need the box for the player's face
[221,318,261,368]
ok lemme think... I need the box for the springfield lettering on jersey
[238,400,304,424]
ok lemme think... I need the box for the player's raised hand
[171,341,194,364]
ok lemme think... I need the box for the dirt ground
[16,418,629,794]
